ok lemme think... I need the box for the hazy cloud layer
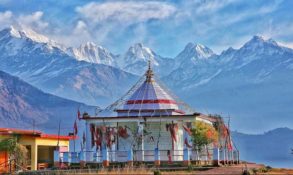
[76,1,176,24]
[0,0,292,56]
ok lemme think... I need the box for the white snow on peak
[7,26,21,38]
[1,26,52,44]
[0,26,64,52]
[242,35,280,50]
[177,42,214,60]
[121,43,159,66]
[128,43,155,60]
[68,42,116,66]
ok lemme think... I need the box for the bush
[265,166,272,170]
[242,170,250,175]
[191,121,218,151]
[188,164,193,172]
[154,170,161,175]
[259,167,268,173]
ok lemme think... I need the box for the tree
[190,120,218,151]
[0,137,28,171]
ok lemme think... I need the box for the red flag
[74,120,78,135]
[77,109,81,120]
[228,139,233,151]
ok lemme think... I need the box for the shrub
[154,170,161,175]
[242,170,250,175]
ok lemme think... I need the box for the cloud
[76,1,176,25]
[0,10,49,33]
[17,11,48,30]
[193,0,235,14]
[0,11,13,26]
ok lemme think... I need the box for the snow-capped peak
[121,43,158,66]
[0,26,65,53]
[242,35,279,50]
[67,42,116,66]
[127,43,155,60]
[176,42,214,62]
[0,26,53,44]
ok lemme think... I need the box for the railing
[54,148,239,165]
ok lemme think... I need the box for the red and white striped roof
[116,62,184,117]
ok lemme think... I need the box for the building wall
[0,135,69,171]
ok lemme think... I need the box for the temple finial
[145,60,154,82]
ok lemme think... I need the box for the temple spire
[145,60,154,82]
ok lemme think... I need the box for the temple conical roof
[115,61,185,117]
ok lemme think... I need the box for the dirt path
[162,163,265,175]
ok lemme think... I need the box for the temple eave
[82,113,216,122]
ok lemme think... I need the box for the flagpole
[73,121,77,153]
[57,119,61,148]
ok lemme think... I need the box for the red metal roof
[0,128,41,135]
[40,134,76,140]
[0,128,74,140]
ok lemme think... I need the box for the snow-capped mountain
[67,42,174,76]
[117,43,174,76]
[1,26,293,133]
[165,42,218,88]
[67,42,117,67]
[0,26,138,106]
[164,36,293,132]
[0,70,93,134]
[0,26,65,54]
[174,42,215,68]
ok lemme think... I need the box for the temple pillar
[102,146,109,167]
[127,148,133,166]
[79,151,86,168]
[85,122,92,162]
[137,123,144,162]
[213,148,219,166]
[154,148,160,166]
[183,148,190,166]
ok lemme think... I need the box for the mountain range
[0,26,293,133]
[232,127,293,168]
[0,70,94,134]
[0,26,137,106]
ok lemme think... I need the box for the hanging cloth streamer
[90,124,95,148]
[184,137,192,148]
[95,127,102,150]
[183,125,192,136]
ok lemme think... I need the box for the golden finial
[145,60,154,82]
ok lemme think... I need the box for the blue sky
[0,0,292,57]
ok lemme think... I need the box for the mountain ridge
[0,70,94,134]
[233,127,293,168]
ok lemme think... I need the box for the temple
[54,61,239,167]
